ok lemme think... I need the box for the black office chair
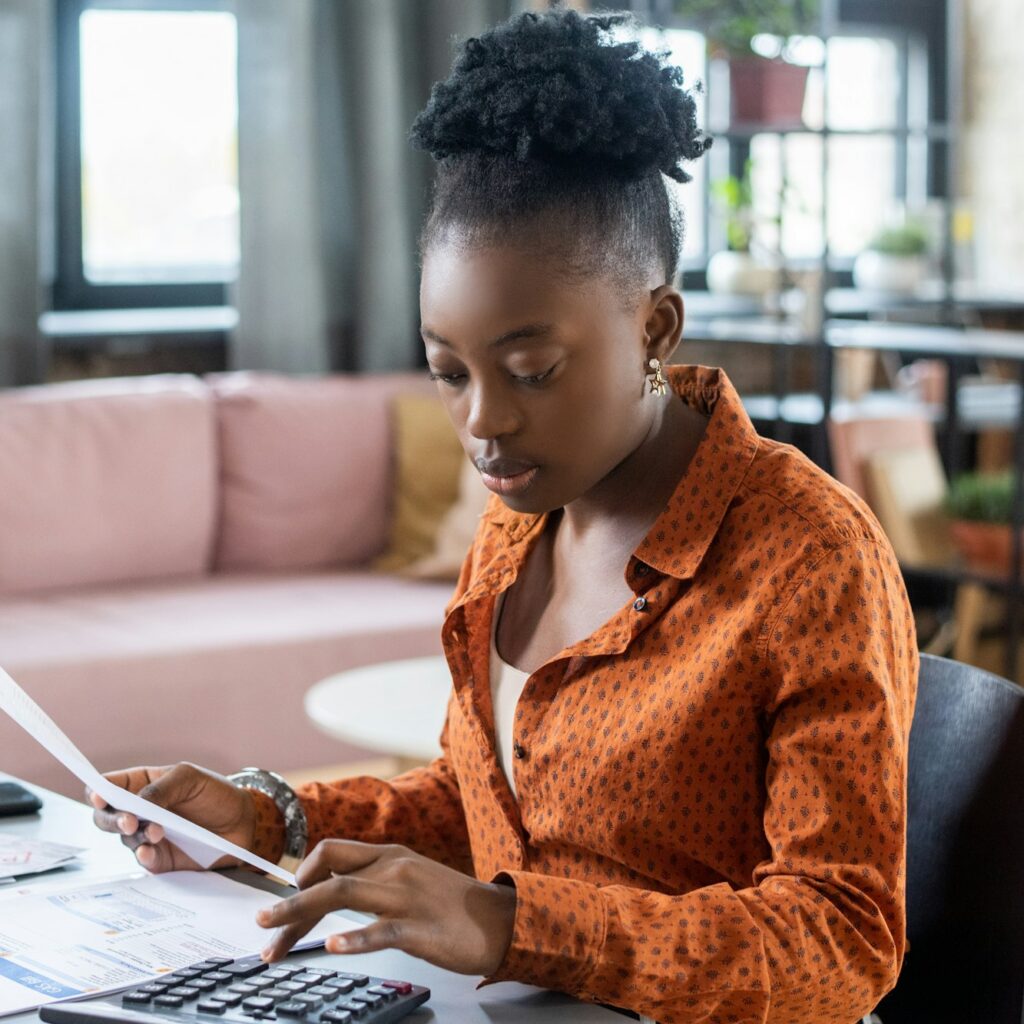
[874,653,1024,1024]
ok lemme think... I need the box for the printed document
[0,870,358,1017]
[0,836,83,881]
[0,666,294,885]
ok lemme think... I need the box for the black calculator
[38,954,429,1024]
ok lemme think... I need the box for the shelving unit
[631,0,1024,681]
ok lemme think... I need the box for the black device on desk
[38,954,429,1024]
[0,781,43,816]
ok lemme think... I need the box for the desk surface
[0,775,625,1024]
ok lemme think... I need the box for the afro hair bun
[410,9,712,183]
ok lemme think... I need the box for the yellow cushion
[403,454,491,580]
[374,394,465,572]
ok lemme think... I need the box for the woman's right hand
[87,763,257,874]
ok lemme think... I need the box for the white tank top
[490,593,530,797]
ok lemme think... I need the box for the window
[55,0,239,310]
[626,8,939,276]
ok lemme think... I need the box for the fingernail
[328,935,350,953]
[256,909,272,926]
[117,815,129,832]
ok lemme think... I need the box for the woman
[91,11,917,1024]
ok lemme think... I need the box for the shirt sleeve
[251,550,478,876]
[485,539,917,1024]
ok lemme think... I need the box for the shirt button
[634,562,649,576]
[513,742,526,759]
[632,596,648,612]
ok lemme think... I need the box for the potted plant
[706,163,778,296]
[672,0,820,124]
[853,221,931,294]
[947,470,1023,578]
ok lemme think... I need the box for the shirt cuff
[249,790,286,866]
[480,870,607,995]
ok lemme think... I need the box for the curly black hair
[410,8,711,299]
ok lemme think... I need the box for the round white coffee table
[304,655,452,771]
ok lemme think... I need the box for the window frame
[53,0,235,311]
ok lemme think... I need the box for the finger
[257,877,400,963]
[325,919,408,957]
[92,807,141,836]
[258,877,399,931]
[132,840,177,874]
[295,840,392,890]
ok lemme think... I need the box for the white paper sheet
[0,870,360,1017]
[0,836,84,880]
[0,665,296,885]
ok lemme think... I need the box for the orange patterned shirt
[256,365,918,1024]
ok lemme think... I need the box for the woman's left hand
[256,840,517,976]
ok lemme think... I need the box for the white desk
[304,657,452,770]
[0,774,626,1024]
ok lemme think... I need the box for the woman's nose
[465,381,519,441]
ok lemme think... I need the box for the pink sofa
[0,372,453,797]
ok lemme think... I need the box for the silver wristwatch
[228,767,308,861]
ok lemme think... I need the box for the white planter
[706,251,779,297]
[852,251,928,294]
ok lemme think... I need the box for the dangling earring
[647,358,668,397]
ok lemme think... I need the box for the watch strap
[228,767,308,861]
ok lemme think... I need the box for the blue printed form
[0,872,358,1016]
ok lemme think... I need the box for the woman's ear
[642,285,685,366]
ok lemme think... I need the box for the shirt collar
[477,365,760,584]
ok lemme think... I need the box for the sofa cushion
[0,571,452,797]
[210,372,435,572]
[0,374,217,595]
[374,394,465,572]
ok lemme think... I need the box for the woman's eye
[427,370,466,386]
[513,366,556,385]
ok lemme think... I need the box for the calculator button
[379,979,412,995]
[320,1012,352,1024]
[262,988,292,1001]
[275,1001,308,1017]
[155,995,185,1008]
[138,984,168,995]
[191,978,219,993]
[203,957,235,967]
[249,978,277,991]
[290,974,321,987]
[216,993,242,1008]
[242,997,276,1012]
[335,973,369,987]
[122,992,151,1005]
[321,979,353,995]
[335,1000,366,1017]
[366,985,395,999]
[173,969,203,980]
[277,981,305,994]
[224,959,269,978]
[168,986,200,1000]
[230,984,260,996]
[307,986,337,1000]
[197,1000,228,1014]
[293,994,322,1010]
[302,968,336,979]
[353,992,382,1008]
[205,971,232,983]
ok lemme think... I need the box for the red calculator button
[380,980,412,995]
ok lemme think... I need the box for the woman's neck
[555,394,708,557]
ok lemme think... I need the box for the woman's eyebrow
[420,322,555,348]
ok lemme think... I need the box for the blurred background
[0,0,1022,794]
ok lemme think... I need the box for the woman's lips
[477,460,539,496]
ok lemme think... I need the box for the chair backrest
[876,653,1024,1024]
